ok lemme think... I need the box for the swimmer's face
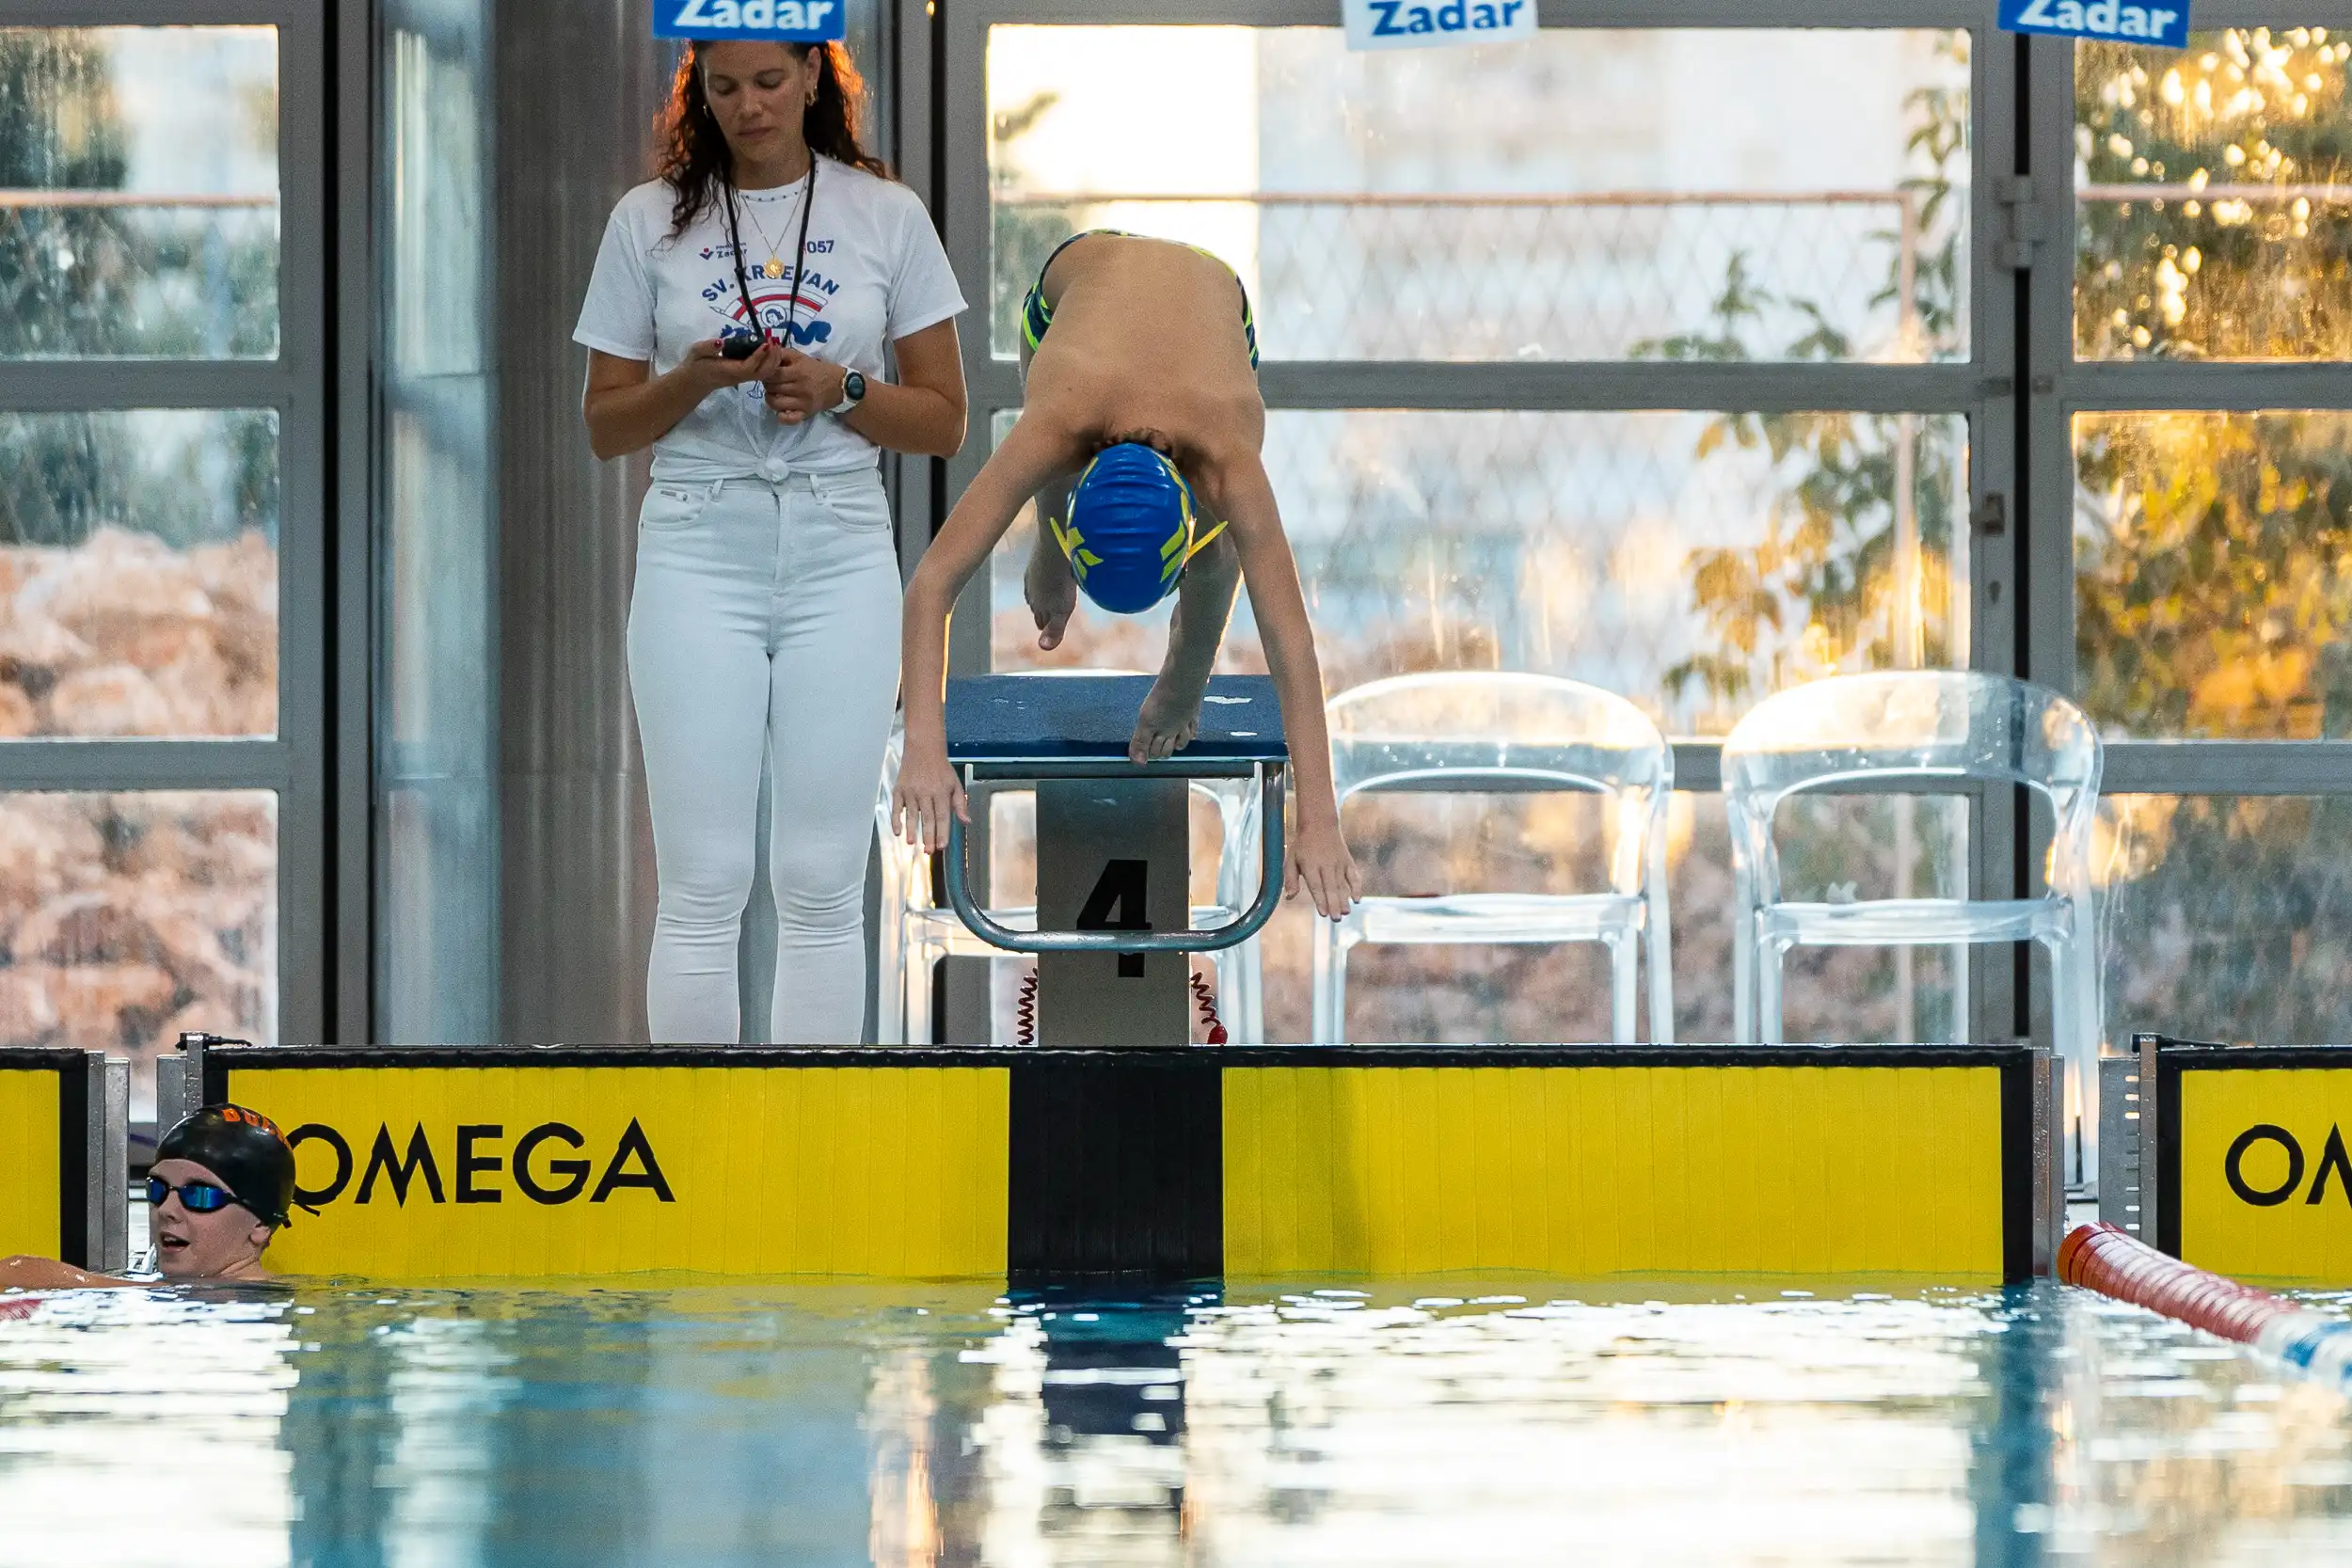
[149,1157,273,1281]
[699,42,821,168]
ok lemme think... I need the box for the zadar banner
[655,0,849,44]
[1344,0,1536,53]
[1998,0,2191,49]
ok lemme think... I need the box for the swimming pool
[5,1276,2350,1565]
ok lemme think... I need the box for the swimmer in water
[894,230,1362,920]
[1,1103,298,1290]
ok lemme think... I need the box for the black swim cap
[155,1104,296,1229]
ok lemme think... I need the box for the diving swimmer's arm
[1217,462,1364,922]
[896,418,1083,852]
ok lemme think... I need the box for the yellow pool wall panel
[236,1065,1010,1280]
[2175,1067,2352,1283]
[1223,1064,2007,1278]
[0,1068,61,1259]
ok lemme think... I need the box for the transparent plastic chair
[1721,672,2103,1167]
[1313,673,1675,1045]
[873,673,1266,1045]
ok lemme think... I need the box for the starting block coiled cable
[2059,1222,2352,1389]
[1013,966,1226,1046]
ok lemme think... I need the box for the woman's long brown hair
[657,40,893,237]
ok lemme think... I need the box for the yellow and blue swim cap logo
[1051,443,1223,615]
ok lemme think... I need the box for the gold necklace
[737,170,809,280]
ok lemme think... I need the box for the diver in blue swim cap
[1047,440,1226,616]
[896,231,1362,921]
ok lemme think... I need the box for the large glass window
[2068,28,2352,1053]
[0,790,276,1096]
[962,18,1988,1046]
[0,409,278,739]
[2075,26,2351,362]
[992,408,1969,737]
[0,26,279,360]
[2075,409,2352,740]
[986,26,1971,363]
[2098,794,2352,1044]
[0,17,304,1110]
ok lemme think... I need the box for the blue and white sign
[655,0,848,43]
[1998,0,2190,49]
[1344,0,1536,52]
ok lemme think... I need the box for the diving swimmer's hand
[1286,824,1363,922]
[892,745,969,855]
[1025,534,1077,652]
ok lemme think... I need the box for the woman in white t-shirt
[575,38,967,1044]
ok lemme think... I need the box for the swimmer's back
[1034,233,1259,386]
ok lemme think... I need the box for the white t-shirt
[573,157,966,481]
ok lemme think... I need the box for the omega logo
[2223,1123,2352,1208]
[287,1119,675,1208]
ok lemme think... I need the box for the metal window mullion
[0,363,301,412]
[969,360,1996,413]
[0,0,314,24]
[2056,367,2352,412]
[971,0,1999,27]
[2104,741,2352,796]
[269,0,327,1048]
[331,0,372,1044]
[0,739,299,791]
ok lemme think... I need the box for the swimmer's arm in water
[0,1255,135,1291]
[896,416,1087,851]
[1214,459,1364,921]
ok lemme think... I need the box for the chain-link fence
[992,189,1960,363]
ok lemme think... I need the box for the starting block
[943,674,1287,1045]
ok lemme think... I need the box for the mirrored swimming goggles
[145,1175,244,1215]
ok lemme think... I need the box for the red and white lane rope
[2059,1221,2352,1386]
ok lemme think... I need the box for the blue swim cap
[1050,443,1222,614]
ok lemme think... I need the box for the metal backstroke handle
[944,766,1286,954]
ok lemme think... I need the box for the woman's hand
[1285,822,1363,922]
[678,337,784,393]
[763,349,849,425]
[891,743,969,854]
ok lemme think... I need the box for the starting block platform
[176,1038,2059,1287]
[944,674,1288,1044]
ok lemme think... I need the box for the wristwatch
[829,369,867,417]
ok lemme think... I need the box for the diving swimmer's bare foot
[1130,674,1204,765]
[1025,529,1077,651]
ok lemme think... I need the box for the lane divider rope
[2059,1221,2352,1387]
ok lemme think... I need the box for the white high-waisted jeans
[628,469,900,1043]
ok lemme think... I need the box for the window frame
[0,0,346,1054]
[937,0,2029,1041]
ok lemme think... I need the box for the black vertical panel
[2001,1055,2033,1286]
[2159,1056,2185,1259]
[1009,1055,1221,1283]
[57,1063,87,1269]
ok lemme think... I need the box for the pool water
[5,1277,2352,1566]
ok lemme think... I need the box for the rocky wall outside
[0,526,279,1112]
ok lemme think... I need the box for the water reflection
[6,1281,2352,1564]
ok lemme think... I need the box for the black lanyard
[723,156,817,347]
